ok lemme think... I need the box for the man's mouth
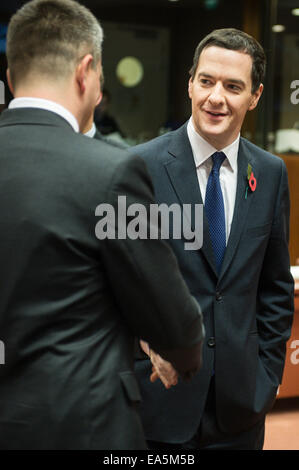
[205,110,227,117]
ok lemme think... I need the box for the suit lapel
[163,124,218,277]
[162,129,259,280]
[219,138,258,279]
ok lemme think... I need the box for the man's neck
[14,82,79,124]
[83,122,96,137]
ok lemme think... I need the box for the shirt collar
[187,117,239,172]
[8,97,79,133]
[84,122,96,138]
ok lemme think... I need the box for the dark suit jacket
[0,109,204,450]
[133,122,294,442]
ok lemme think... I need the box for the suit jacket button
[216,291,222,301]
[208,337,216,348]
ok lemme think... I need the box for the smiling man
[133,28,294,450]
[188,45,262,150]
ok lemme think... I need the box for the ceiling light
[272,24,286,33]
[291,8,299,16]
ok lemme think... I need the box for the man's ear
[249,83,263,111]
[95,90,103,107]
[188,77,194,100]
[75,54,94,95]
[6,69,14,95]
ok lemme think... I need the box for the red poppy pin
[245,164,257,199]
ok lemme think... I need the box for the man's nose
[208,83,225,105]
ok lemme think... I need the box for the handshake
[140,340,179,389]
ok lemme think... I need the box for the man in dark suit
[133,28,294,450]
[0,0,204,450]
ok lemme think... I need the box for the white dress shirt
[84,122,96,138]
[187,117,239,243]
[8,97,79,133]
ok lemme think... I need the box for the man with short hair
[0,0,204,450]
[133,28,294,450]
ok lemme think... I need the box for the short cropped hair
[189,28,266,93]
[6,0,103,87]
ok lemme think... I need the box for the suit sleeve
[97,153,205,379]
[257,159,294,385]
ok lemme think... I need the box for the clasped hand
[140,340,178,389]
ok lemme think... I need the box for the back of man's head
[6,0,103,89]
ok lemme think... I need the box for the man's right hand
[140,340,178,389]
[149,349,179,389]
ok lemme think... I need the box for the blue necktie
[205,151,226,273]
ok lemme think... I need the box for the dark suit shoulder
[75,132,152,196]
[70,131,131,173]
[240,137,286,171]
[93,129,129,150]
[29,124,144,198]
[77,131,126,159]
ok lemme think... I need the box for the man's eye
[200,79,211,85]
[228,84,240,91]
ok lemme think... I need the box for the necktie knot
[211,151,226,173]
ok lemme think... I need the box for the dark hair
[6,0,103,87]
[189,28,266,93]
